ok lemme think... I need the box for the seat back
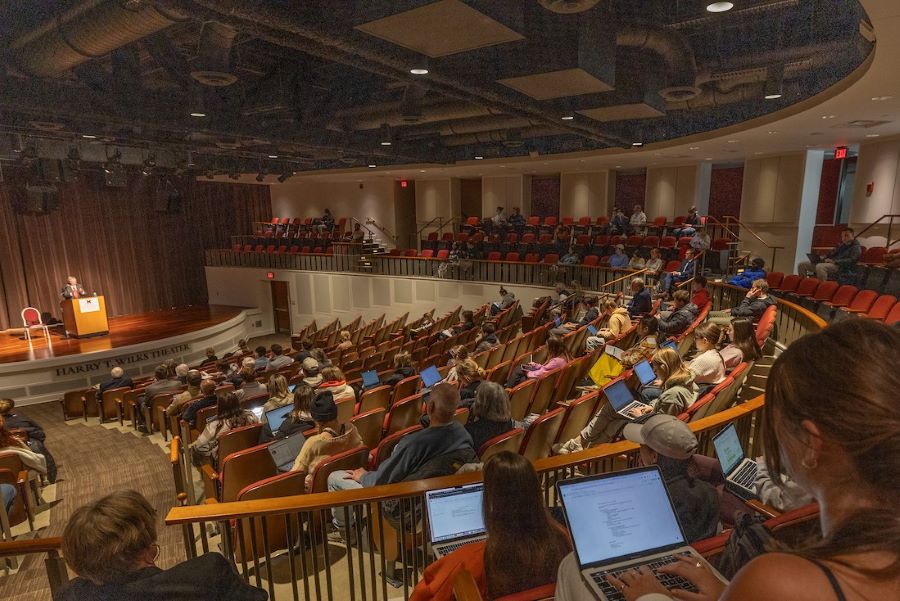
[478,428,525,461]
[765,272,784,289]
[392,375,420,405]
[385,393,424,435]
[846,289,878,313]
[828,285,857,307]
[350,408,386,450]
[778,274,801,292]
[867,294,897,320]
[370,425,422,470]
[308,446,370,494]
[358,385,392,414]
[885,301,900,326]
[234,471,306,563]
[100,387,129,421]
[507,379,537,421]
[487,361,511,385]
[795,277,819,297]
[529,368,562,415]
[21,307,42,326]
[219,444,278,502]
[519,408,564,461]
[812,280,838,301]
[755,306,778,348]
[554,391,600,444]
[61,388,91,420]
[217,423,264,463]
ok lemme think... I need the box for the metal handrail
[706,215,784,271]
[853,213,899,248]
[348,216,375,241]
[365,218,398,245]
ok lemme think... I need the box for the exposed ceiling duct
[334,99,506,131]
[190,21,238,86]
[440,125,565,147]
[8,0,188,78]
[616,24,700,102]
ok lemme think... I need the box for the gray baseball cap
[622,414,698,460]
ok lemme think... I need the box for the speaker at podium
[60,296,110,338]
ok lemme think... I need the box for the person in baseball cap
[623,414,720,542]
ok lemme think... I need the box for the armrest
[691,531,732,556]
[203,498,219,505]
[16,470,28,486]
[200,463,218,483]
[745,499,782,519]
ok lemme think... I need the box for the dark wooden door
[271,281,291,334]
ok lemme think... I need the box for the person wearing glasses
[57,489,267,600]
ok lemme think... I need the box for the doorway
[270,281,291,334]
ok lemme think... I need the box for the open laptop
[361,369,380,389]
[267,432,305,472]
[557,467,725,601]
[604,379,651,419]
[633,359,657,387]
[806,252,823,265]
[420,365,443,392]
[425,483,487,558]
[660,340,678,351]
[587,324,598,336]
[288,383,297,393]
[265,403,293,433]
[712,423,760,501]
[249,406,264,420]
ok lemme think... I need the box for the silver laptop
[604,379,651,419]
[425,483,487,558]
[557,467,725,601]
[713,423,760,501]
[267,432,305,472]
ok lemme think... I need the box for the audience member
[292,338,315,362]
[644,247,665,278]
[686,322,727,392]
[690,227,711,251]
[300,357,323,388]
[383,351,417,388]
[166,370,203,418]
[719,318,762,369]
[465,382,515,454]
[253,346,269,371]
[610,208,631,235]
[597,320,900,601]
[672,206,700,238]
[552,296,600,335]
[657,290,699,337]
[259,385,316,443]
[203,347,217,363]
[191,393,258,464]
[291,391,362,490]
[236,368,267,401]
[619,316,660,368]
[174,363,190,384]
[0,415,47,478]
[262,374,292,412]
[317,367,356,404]
[412,452,570,601]
[137,365,183,432]
[626,277,653,318]
[507,336,570,387]
[336,331,353,351]
[0,400,55,481]
[797,227,861,281]
[691,275,711,311]
[609,244,629,269]
[443,346,469,385]
[630,204,647,231]
[237,339,251,355]
[455,359,485,404]
[597,299,632,340]
[508,206,526,229]
[627,252,646,270]
[728,257,767,289]
[661,249,698,294]
[57,490,266,600]
[181,380,219,428]
[352,223,365,243]
[708,278,775,325]
[491,287,516,316]
[267,344,293,370]
[551,281,572,305]
[490,206,506,229]
[327,384,475,532]
[96,366,133,397]
[474,322,500,354]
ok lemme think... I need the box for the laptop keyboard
[437,536,485,555]
[732,462,758,488]
[620,401,644,415]
[591,555,699,601]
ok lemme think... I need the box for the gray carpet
[1,402,185,601]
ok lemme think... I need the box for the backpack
[715,511,774,579]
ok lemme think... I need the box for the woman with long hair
[719,318,762,369]
[411,451,571,601]
[466,382,514,454]
[191,392,257,463]
[0,415,47,477]
[383,351,417,388]
[687,322,727,392]
[259,384,316,443]
[455,359,486,403]
[586,319,900,601]
[639,348,698,416]
[443,345,469,384]
[262,374,291,412]
[506,335,571,387]
[318,366,356,404]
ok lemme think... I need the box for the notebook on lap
[557,467,726,601]
[712,423,760,501]
[425,483,487,558]
[267,432,305,472]
[604,379,651,419]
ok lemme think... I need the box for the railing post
[45,549,70,597]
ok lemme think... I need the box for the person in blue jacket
[729,257,767,289]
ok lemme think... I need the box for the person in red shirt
[691,275,711,311]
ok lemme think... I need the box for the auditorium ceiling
[0,0,875,177]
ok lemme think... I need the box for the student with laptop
[291,391,362,490]
[258,384,316,444]
[190,392,258,465]
[569,319,900,601]
[412,452,571,601]
[685,323,726,392]
[383,351,417,388]
[796,227,861,281]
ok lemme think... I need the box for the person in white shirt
[686,322,726,391]
[630,205,647,230]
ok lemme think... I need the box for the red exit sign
[266,271,275,279]
[834,146,848,160]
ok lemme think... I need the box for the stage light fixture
[706,2,733,12]
[764,64,784,100]
[277,172,292,183]
[255,171,266,182]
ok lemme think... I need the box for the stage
[0,305,265,406]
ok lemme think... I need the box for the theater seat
[478,428,525,462]
[765,272,784,289]
[519,408,564,461]
[582,255,600,267]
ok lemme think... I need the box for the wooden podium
[61,296,109,338]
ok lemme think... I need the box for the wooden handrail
[599,267,648,289]
[0,537,63,557]
[165,395,764,524]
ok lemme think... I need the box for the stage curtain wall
[0,171,270,330]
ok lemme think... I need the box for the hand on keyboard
[656,555,728,601]
[605,565,671,601]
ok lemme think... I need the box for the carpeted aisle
[1,402,185,601]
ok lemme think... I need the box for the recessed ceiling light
[768,131,778,135]
[268,154,278,158]
[380,141,392,146]
[704,157,713,161]
[409,68,429,75]
[419,170,426,173]
[871,96,893,101]
[81,134,97,139]
[727,140,739,143]
[561,115,574,121]
[615,165,623,168]
[706,1,734,12]
[367,164,377,168]
[866,133,881,138]
[754,151,764,155]
[190,111,207,118]
[632,142,643,147]
[821,115,836,119]
[764,93,783,100]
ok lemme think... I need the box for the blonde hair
[651,348,692,388]
[267,374,289,398]
[321,366,346,382]
[62,490,157,584]
[339,330,350,342]
[0,398,13,415]
[456,359,485,382]
[394,351,412,369]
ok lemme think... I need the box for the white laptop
[604,379,651,419]
[267,432,305,472]
[557,467,725,601]
[604,345,625,360]
[713,423,760,501]
[633,360,657,387]
[425,483,487,558]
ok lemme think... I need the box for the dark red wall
[815,157,845,225]
[614,171,646,212]
[531,176,560,217]
[708,166,744,219]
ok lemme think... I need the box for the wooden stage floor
[0,305,244,364]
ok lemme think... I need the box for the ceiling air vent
[842,120,890,128]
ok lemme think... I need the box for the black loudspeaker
[30,158,64,184]
[20,184,60,213]
[103,163,127,187]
